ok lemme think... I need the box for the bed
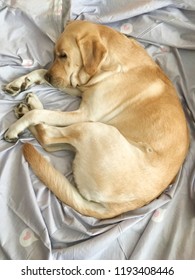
[0,0,195,260]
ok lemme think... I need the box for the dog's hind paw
[25,92,43,110]
[14,103,30,119]
[13,92,43,119]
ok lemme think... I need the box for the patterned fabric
[0,0,195,259]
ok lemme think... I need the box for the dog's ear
[77,36,107,76]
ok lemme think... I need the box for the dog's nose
[44,72,52,83]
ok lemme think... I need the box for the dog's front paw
[4,128,19,143]
[3,69,48,96]
[3,76,31,96]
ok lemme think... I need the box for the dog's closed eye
[59,52,67,59]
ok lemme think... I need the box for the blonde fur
[5,21,189,219]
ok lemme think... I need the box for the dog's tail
[23,143,107,219]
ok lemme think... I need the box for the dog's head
[45,20,110,91]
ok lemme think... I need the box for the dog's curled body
[5,21,189,218]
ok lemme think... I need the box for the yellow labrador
[4,20,189,219]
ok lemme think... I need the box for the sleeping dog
[4,20,189,219]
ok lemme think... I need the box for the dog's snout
[44,72,52,83]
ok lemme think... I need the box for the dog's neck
[77,61,126,93]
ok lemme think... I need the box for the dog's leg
[4,99,89,142]
[3,69,47,96]
[8,92,73,151]
[22,122,118,218]
[22,122,151,218]
[30,123,75,152]
[4,92,44,142]
[23,142,107,218]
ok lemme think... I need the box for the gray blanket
[0,0,195,260]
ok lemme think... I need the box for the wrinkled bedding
[0,0,195,260]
